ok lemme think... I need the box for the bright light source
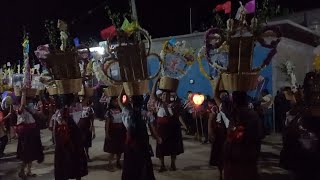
[192,94,205,106]
[89,47,105,55]
[122,95,128,104]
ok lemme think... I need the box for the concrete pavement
[0,121,291,180]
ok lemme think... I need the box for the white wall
[149,32,205,54]
[271,37,315,95]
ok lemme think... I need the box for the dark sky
[0,0,318,64]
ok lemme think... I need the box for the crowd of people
[0,74,318,180]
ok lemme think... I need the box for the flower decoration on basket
[101,8,161,96]
[34,20,83,95]
[198,0,281,91]
[159,38,196,92]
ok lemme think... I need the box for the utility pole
[190,7,193,34]
[130,0,141,40]
[130,0,139,22]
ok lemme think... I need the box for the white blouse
[156,102,173,118]
[17,109,36,125]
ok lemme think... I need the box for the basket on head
[46,52,81,80]
[210,79,224,91]
[54,79,83,95]
[221,72,259,91]
[46,87,58,96]
[14,87,39,97]
[123,80,149,96]
[78,86,95,97]
[104,85,123,97]
[159,77,179,92]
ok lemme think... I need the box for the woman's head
[109,97,119,108]
[232,91,248,107]
[261,89,269,96]
[160,91,170,103]
[208,99,215,108]
[218,90,229,101]
[58,94,76,107]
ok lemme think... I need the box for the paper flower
[120,18,139,35]
[101,25,117,40]
[245,0,255,14]
[214,1,231,14]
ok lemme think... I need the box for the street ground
[0,121,291,180]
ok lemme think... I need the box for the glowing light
[122,95,128,104]
[89,47,105,55]
[192,94,205,106]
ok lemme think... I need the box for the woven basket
[54,79,83,95]
[159,77,179,92]
[221,72,259,91]
[228,36,254,73]
[104,85,123,97]
[46,52,81,80]
[210,79,225,91]
[14,87,39,97]
[78,87,95,97]
[123,80,149,96]
[46,87,58,95]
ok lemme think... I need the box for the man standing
[261,89,273,135]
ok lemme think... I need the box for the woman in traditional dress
[104,96,126,170]
[207,99,223,179]
[53,94,88,180]
[120,92,158,180]
[15,89,44,179]
[222,90,262,180]
[212,76,263,180]
[78,96,95,161]
[150,79,184,172]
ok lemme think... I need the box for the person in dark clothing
[53,94,88,180]
[16,90,44,179]
[120,93,158,180]
[214,77,262,180]
[0,109,8,158]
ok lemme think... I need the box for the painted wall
[147,33,314,99]
[271,37,314,96]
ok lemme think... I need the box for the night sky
[0,0,318,64]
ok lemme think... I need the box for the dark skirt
[104,123,126,154]
[122,144,155,180]
[78,117,92,148]
[54,121,88,180]
[155,117,184,157]
[223,142,259,180]
[209,125,226,167]
[16,124,44,163]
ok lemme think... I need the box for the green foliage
[44,20,60,50]
[105,1,132,30]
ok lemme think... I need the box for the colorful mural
[147,42,273,99]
